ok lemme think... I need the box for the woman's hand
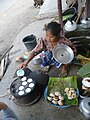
[0,102,7,110]
[19,61,28,69]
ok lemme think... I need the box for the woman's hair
[44,21,62,36]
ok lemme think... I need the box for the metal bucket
[22,34,37,51]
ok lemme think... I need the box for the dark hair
[44,21,62,36]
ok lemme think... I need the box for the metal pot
[79,97,90,119]
[64,20,77,31]
[82,77,90,88]
[81,18,90,28]
[79,77,90,98]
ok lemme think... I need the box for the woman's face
[46,30,57,43]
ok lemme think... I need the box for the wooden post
[86,0,88,18]
[57,0,64,35]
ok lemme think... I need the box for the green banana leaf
[78,62,90,78]
[53,14,73,22]
[62,14,73,21]
[47,76,78,105]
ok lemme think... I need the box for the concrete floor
[0,19,87,120]
[0,57,86,120]
[0,0,16,12]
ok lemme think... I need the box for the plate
[44,86,79,108]
[53,44,74,64]
[44,76,79,108]
[16,69,24,77]
[44,87,70,108]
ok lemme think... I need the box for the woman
[19,21,77,77]
[0,102,18,120]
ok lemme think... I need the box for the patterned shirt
[31,36,77,56]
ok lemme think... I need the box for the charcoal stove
[10,76,41,106]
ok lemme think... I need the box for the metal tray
[53,44,74,64]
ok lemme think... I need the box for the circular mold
[25,88,32,93]
[29,83,34,88]
[21,77,27,81]
[27,78,33,83]
[22,81,27,86]
[18,91,24,96]
[19,86,24,90]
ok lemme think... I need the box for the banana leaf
[62,14,73,21]
[47,76,78,106]
[78,62,90,78]
[53,14,73,22]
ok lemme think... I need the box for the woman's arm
[3,107,18,120]
[19,38,46,69]
[0,102,18,120]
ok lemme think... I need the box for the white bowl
[33,54,42,65]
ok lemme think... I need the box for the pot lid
[53,44,74,64]
[80,97,90,115]
[81,18,90,24]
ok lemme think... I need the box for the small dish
[16,69,24,77]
